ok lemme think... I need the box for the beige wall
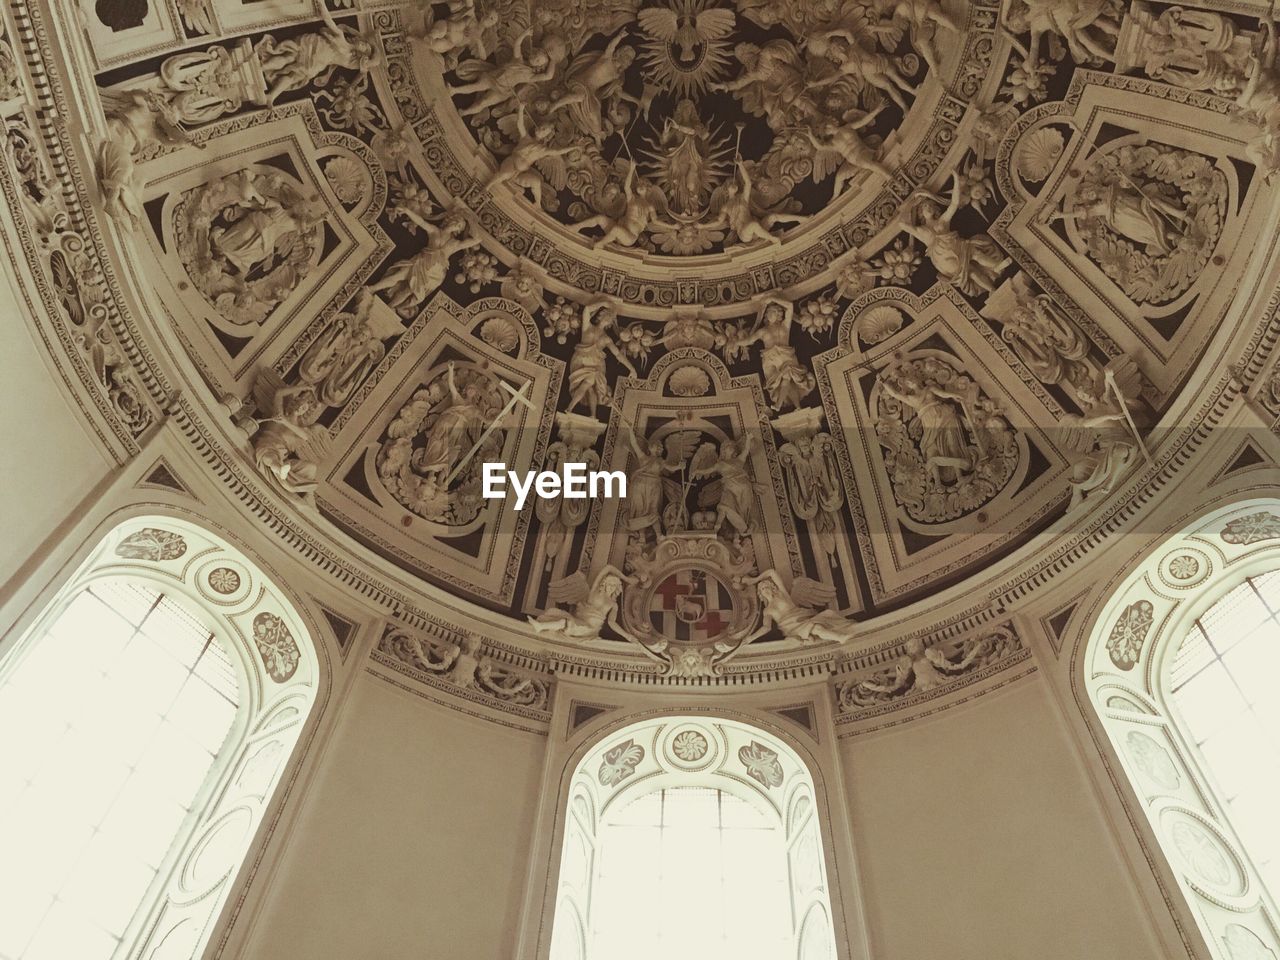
[0,276,112,591]
[244,673,547,960]
[840,675,1163,960]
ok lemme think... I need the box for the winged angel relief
[430,0,952,255]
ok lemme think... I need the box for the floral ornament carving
[1221,512,1280,545]
[875,355,1018,523]
[738,740,783,789]
[1170,819,1235,889]
[1167,555,1200,581]
[671,730,709,762]
[377,624,461,676]
[207,567,241,594]
[173,168,324,327]
[1064,143,1227,306]
[1106,600,1154,671]
[475,659,550,709]
[115,528,188,562]
[1125,731,1180,791]
[599,738,645,787]
[252,612,301,683]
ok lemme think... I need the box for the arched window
[0,517,321,960]
[547,717,839,960]
[1083,502,1280,960]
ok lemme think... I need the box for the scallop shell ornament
[1017,128,1065,183]
[856,305,905,345]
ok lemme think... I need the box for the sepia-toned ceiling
[11,0,1280,681]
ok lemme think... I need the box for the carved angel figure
[806,109,890,193]
[410,0,500,69]
[708,160,807,247]
[367,210,479,316]
[710,40,813,126]
[690,434,756,537]
[623,427,685,541]
[96,89,197,230]
[840,633,1004,708]
[485,104,576,209]
[1005,0,1120,71]
[809,30,917,111]
[451,27,555,118]
[643,98,732,216]
[528,565,635,642]
[571,161,668,249]
[256,7,381,105]
[210,186,322,277]
[548,31,643,142]
[246,371,330,499]
[878,357,979,485]
[899,171,1011,295]
[567,299,638,416]
[410,361,493,482]
[723,296,815,411]
[878,0,961,77]
[748,570,856,646]
[1060,362,1146,512]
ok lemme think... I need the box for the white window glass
[0,580,239,960]
[589,787,791,960]
[1172,573,1280,895]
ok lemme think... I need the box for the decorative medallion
[1125,730,1179,791]
[115,528,188,562]
[1168,817,1238,893]
[598,738,644,787]
[1106,600,1154,671]
[1167,555,1199,580]
[252,612,301,683]
[207,567,242,595]
[738,740,783,789]
[671,729,709,762]
[1221,512,1280,546]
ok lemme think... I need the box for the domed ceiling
[68,0,1275,676]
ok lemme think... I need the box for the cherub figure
[451,27,555,118]
[256,6,381,105]
[527,565,636,642]
[747,570,857,645]
[898,171,1011,295]
[843,634,996,707]
[691,434,756,537]
[572,161,667,249]
[806,108,890,193]
[367,210,480,316]
[247,372,330,499]
[709,160,807,246]
[410,0,499,69]
[567,299,638,416]
[484,104,575,209]
[96,89,198,230]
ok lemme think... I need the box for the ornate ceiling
[7,0,1280,681]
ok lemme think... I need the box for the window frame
[534,714,850,960]
[1082,500,1280,960]
[0,516,321,960]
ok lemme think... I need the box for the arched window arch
[547,717,839,960]
[0,516,321,960]
[1083,501,1280,960]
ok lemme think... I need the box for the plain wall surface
[0,276,111,589]
[243,673,547,960]
[840,676,1164,960]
